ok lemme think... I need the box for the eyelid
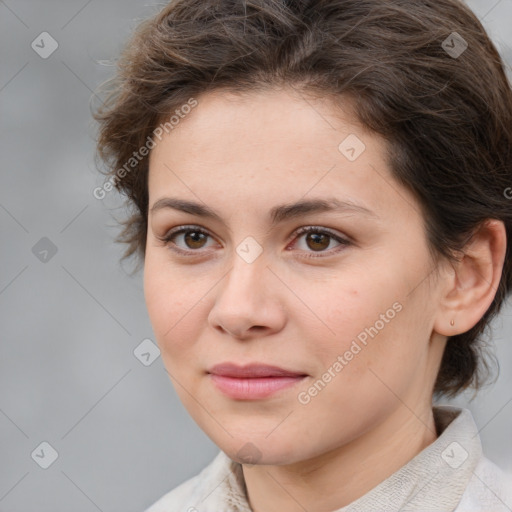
[287,225,351,244]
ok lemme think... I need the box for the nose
[207,251,286,340]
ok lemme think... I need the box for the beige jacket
[144,406,512,511]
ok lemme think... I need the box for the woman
[94,0,512,510]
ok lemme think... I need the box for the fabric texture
[144,405,512,512]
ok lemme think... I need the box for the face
[144,87,448,465]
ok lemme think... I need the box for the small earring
[450,319,455,326]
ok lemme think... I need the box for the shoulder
[143,451,230,512]
[455,456,512,511]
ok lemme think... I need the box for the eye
[289,226,351,258]
[159,225,218,255]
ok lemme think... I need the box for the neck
[242,404,438,512]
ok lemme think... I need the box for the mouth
[207,362,308,400]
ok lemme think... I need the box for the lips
[207,362,307,378]
[207,362,308,400]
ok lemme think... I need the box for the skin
[144,86,506,512]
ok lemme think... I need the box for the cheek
[144,258,169,336]
[320,273,395,346]
[315,267,423,379]
[143,254,196,353]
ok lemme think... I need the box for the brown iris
[184,231,208,249]
[305,232,330,251]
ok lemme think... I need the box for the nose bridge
[224,237,268,297]
[235,234,265,266]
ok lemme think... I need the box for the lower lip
[209,374,307,399]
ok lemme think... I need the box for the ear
[434,219,507,337]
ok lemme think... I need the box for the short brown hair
[94,0,512,398]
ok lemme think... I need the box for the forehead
[151,87,368,162]
[147,88,418,223]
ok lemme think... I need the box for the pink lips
[207,363,308,400]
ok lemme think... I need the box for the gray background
[1,1,511,511]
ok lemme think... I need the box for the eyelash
[159,225,351,259]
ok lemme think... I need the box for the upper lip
[208,362,307,378]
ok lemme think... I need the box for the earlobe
[434,219,507,337]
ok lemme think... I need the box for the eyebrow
[150,196,379,226]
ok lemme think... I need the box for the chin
[214,434,305,466]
